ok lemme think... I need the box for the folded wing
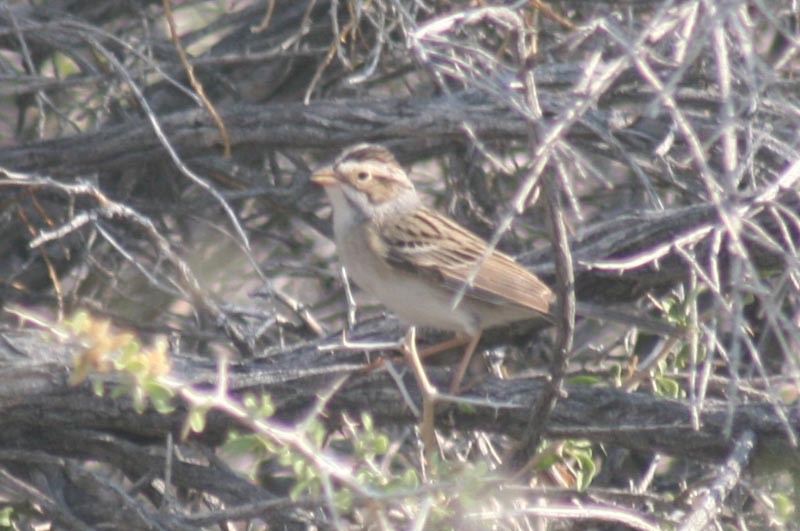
[375,208,553,315]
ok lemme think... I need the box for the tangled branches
[0,1,799,529]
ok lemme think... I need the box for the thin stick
[162,0,231,158]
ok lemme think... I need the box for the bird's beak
[310,165,337,186]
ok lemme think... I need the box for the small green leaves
[243,393,275,418]
[354,413,389,457]
[654,374,682,399]
[531,439,597,491]
[223,431,274,456]
[145,380,176,414]
[182,406,208,439]
[563,440,597,491]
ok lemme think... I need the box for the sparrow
[311,143,554,392]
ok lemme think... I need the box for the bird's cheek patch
[363,180,396,205]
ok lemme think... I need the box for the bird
[310,143,555,393]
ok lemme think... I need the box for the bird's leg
[449,333,482,394]
[400,327,438,457]
[416,335,470,359]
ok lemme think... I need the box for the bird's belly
[371,275,474,333]
[336,230,477,334]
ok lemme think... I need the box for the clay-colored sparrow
[312,143,554,392]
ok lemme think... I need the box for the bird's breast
[333,222,480,334]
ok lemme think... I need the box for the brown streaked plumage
[312,143,554,392]
[379,208,553,315]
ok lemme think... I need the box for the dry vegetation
[1,0,799,529]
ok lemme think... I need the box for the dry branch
[0,328,795,465]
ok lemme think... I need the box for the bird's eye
[357,171,370,181]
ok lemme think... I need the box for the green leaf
[573,454,597,491]
[257,394,274,417]
[263,438,279,454]
[308,421,326,447]
[145,381,176,414]
[277,449,293,466]
[609,363,623,386]
[566,374,601,386]
[773,493,796,522]
[566,439,592,449]
[223,432,270,456]
[52,51,80,76]
[243,393,257,411]
[290,477,311,500]
[334,489,353,512]
[655,375,681,398]
[534,452,559,470]
[110,384,128,399]
[355,468,372,484]
[184,407,207,437]
[400,468,419,489]
[120,339,141,360]
[361,412,373,431]
[372,434,389,454]
[0,506,14,526]
[132,385,146,414]
[66,310,91,334]
[564,441,596,491]
[123,357,147,375]
[293,456,308,477]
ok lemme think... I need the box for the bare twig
[678,430,756,531]
[513,169,575,467]
[0,168,253,355]
[162,0,231,157]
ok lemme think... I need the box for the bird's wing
[374,207,553,315]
